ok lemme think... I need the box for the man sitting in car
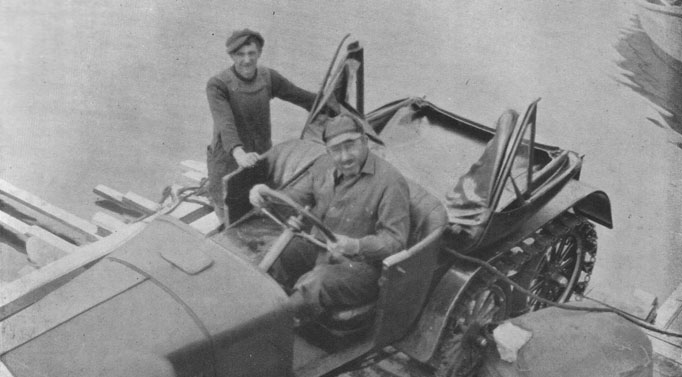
[249,114,410,322]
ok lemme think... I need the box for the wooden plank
[181,170,206,186]
[93,184,125,203]
[0,212,77,254]
[191,195,211,206]
[0,179,99,240]
[189,212,222,235]
[181,160,208,174]
[92,212,127,233]
[180,205,213,224]
[649,335,682,365]
[25,237,69,267]
[122,191,160,214]
[657,284,682,329]
[0,210,31,241]
[27,225,77,254]
[0,222,146,320]
[649,329,682,353]
[169,201,204,219]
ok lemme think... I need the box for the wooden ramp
[91,159,221,235]
[649,284,682,377]
[0,160,221,320]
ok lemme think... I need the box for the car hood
[1,216,290,376]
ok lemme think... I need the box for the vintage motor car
[0,39,612,377]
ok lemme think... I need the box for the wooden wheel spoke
[472,290,491,316]
[465,300,476,319]
[559,256,576,270]
[482,293,496,314]
[529,279,545,292]
[558,237,575,260]
[479,305,499,324]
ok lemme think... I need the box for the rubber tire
[509,212,597,316]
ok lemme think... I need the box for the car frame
[0,38,612,377]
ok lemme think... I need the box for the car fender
[394,265,478,364]
[512,178,613,233]
[395,178,611,365]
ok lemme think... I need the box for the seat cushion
[264,139,326,188]
[406,180,448,248]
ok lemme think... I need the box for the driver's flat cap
[226,29,264,53]
[323,114,365,147]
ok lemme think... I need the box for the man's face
[229,42,261,79]
[327,136,369,177]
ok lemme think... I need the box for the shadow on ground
[614,16,682,148]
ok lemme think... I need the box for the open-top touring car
[0,38,612,377]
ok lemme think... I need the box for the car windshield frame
[489,99,540,212]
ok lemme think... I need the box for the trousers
[272,238,381,317]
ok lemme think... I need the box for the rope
[132,179,208,223]
[446,247,682,338]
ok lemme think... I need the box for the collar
[231,65,258,83]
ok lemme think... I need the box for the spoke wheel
[435,282,508,377]
[527,233,582,309]
[511,212,597,315]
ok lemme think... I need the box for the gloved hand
[249,184,269,208]
[232,147,260,168]
[326,234,360,258]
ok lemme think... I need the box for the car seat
[319,179,447,338]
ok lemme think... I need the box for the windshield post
[346,42,364,115]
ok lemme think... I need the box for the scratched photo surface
[1,0,681,374]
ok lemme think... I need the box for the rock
[492,321,533,363]
[481,304,653,377]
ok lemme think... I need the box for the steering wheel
[257,186,337,271]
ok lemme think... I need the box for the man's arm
[270,69,316,111]
[206,77,242,155]
[249,169,316,210]
[357,176,411,263]
[207,77,259,167]
[282,169,316,209]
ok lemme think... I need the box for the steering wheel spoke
[258,187,336,242]
[296,231,328,249]
[260,207,286,228]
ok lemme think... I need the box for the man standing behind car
[206,28,317,224]
[249,114,411,322]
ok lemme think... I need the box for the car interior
[207,133,447,372]
[206,42,574,374]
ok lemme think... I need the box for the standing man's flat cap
[225,29,264,53]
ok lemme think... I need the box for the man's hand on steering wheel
[251,185,361,271]
[327,234,360,258]
[248,184,337,244]
[249,184,269,208]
